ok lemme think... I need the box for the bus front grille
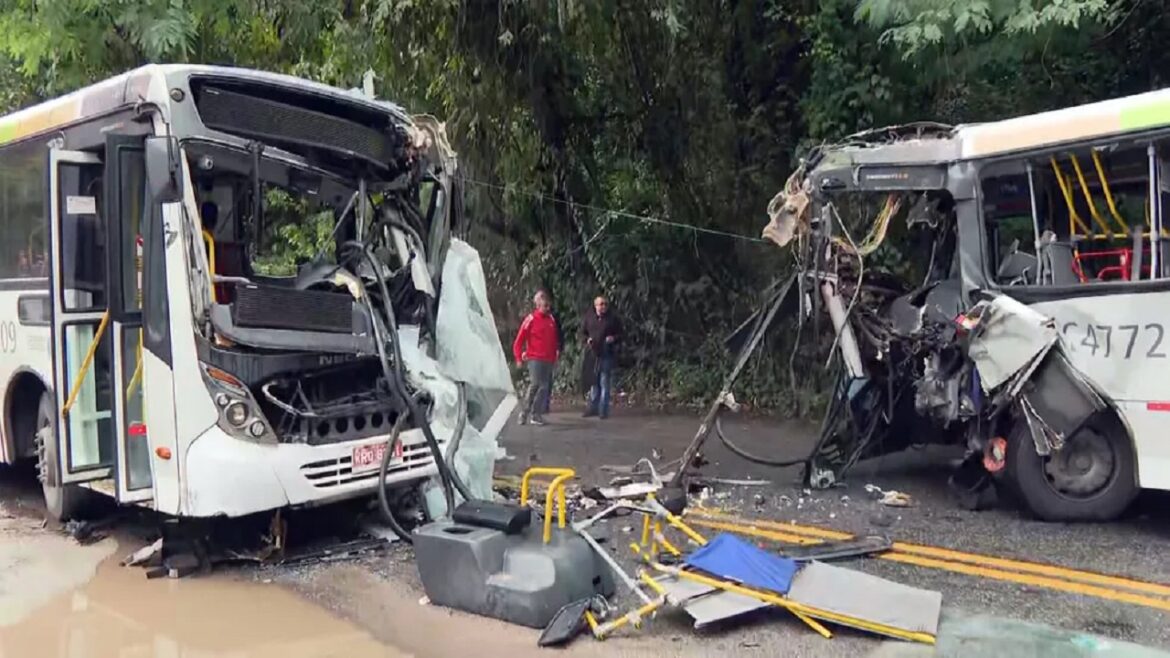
[298,443,434,489]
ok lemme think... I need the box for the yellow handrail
[1069,154,1119,238]
[202,229,217,303]
[1089,151,1131,236]
[520,467,576,543]
[62,311,110,419]
[1050,157,1093,236]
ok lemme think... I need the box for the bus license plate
[352,441,403,474]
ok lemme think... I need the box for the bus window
[981,166,1039,285]
[57,162,107,309]
[980,144,1156,286]
[0,140,49,279]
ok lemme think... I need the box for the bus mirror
[145,135,184,203]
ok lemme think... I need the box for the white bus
[0,65,515,521]
[767,88,1170,521]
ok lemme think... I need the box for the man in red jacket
[512,289,562,426]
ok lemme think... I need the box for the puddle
[0,540,410,658]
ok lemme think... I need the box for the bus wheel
[1004,415,1137,522]
[34,391,87,522]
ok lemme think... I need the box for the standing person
[581,295,622,419]
[512,290,561,426]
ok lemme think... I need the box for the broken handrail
[520,467,575,543]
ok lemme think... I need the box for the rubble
[865,484,914,508]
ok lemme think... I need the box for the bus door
[48,148,113,486]
[104,136,155,503]
[49,142,156,502]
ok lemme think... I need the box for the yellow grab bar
[520,467,576,543]
[202,229,217,303]
[1089,151,1131,236]
[1069,154,1119,238]
[62,311,110,419]
[1050,157,1093,236]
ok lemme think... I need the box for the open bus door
[48,143,155,503]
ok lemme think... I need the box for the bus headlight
[225,401,249,427]
[248,420,266,438]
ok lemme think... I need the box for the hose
[346,255,455,520]
[377,411,414,544]
[343,241,476,506]
[713,413,813,468]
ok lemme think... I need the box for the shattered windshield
[186,142,355,280]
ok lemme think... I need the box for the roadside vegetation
[0,0,1159,412]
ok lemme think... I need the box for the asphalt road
[495,406,1170,652]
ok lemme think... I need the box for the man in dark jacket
[580,295,622,419]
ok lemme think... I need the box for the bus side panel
[159,160,219,516]
[1113,402,1170,490]
[1033,291,1170,490]
[0,286,53,462]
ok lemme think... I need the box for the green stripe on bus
[1120,98,1170,131]
[0,121,15,144]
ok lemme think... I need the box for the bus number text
[0,322,16,354]
[1061,322,1166,359]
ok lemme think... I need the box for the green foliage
[251,189,336,277]
[0,0,1165,413]
[855,0,1114,56]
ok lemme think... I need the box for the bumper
[182,425,438,517]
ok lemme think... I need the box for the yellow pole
[543,472,575,543]
[202,229,218,303]
[520,467,574,507]
[62,311,111,419]
[1070,154,1118,237]
[1050,157,1093,236]
[1089,151,1131,236]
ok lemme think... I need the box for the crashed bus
[761,90,1170,521]
[0,65,514,521]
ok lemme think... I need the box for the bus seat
[1037,231,1079,285]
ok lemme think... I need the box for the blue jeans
[587,355,614,417]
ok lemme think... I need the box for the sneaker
[530,417,546,426]
[518,414,529,426]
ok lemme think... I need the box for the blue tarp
[683,533,800,595]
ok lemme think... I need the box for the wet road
[4,406,1170,657]
[0,470,404,658]
[497,408,1170,652]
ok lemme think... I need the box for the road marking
[687,511,1170,612]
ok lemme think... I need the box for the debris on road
[866,484,914,508]
[775,536,893,562]
[122,538,164,567]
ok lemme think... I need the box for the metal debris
[866,484,913,507]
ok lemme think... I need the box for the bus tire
[34,391,88,522]
[1004,414,1137,522]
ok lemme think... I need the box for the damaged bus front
[762,94,1170,520]
[6,65,514,521]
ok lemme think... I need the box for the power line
[458,175,769,244]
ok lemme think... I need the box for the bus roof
[957,87,1170,159]
[0,64,411,148]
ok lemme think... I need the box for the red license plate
[352,440,403,474]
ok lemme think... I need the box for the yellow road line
[688,510,1170,599]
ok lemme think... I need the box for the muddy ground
[4,408,1170,657]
